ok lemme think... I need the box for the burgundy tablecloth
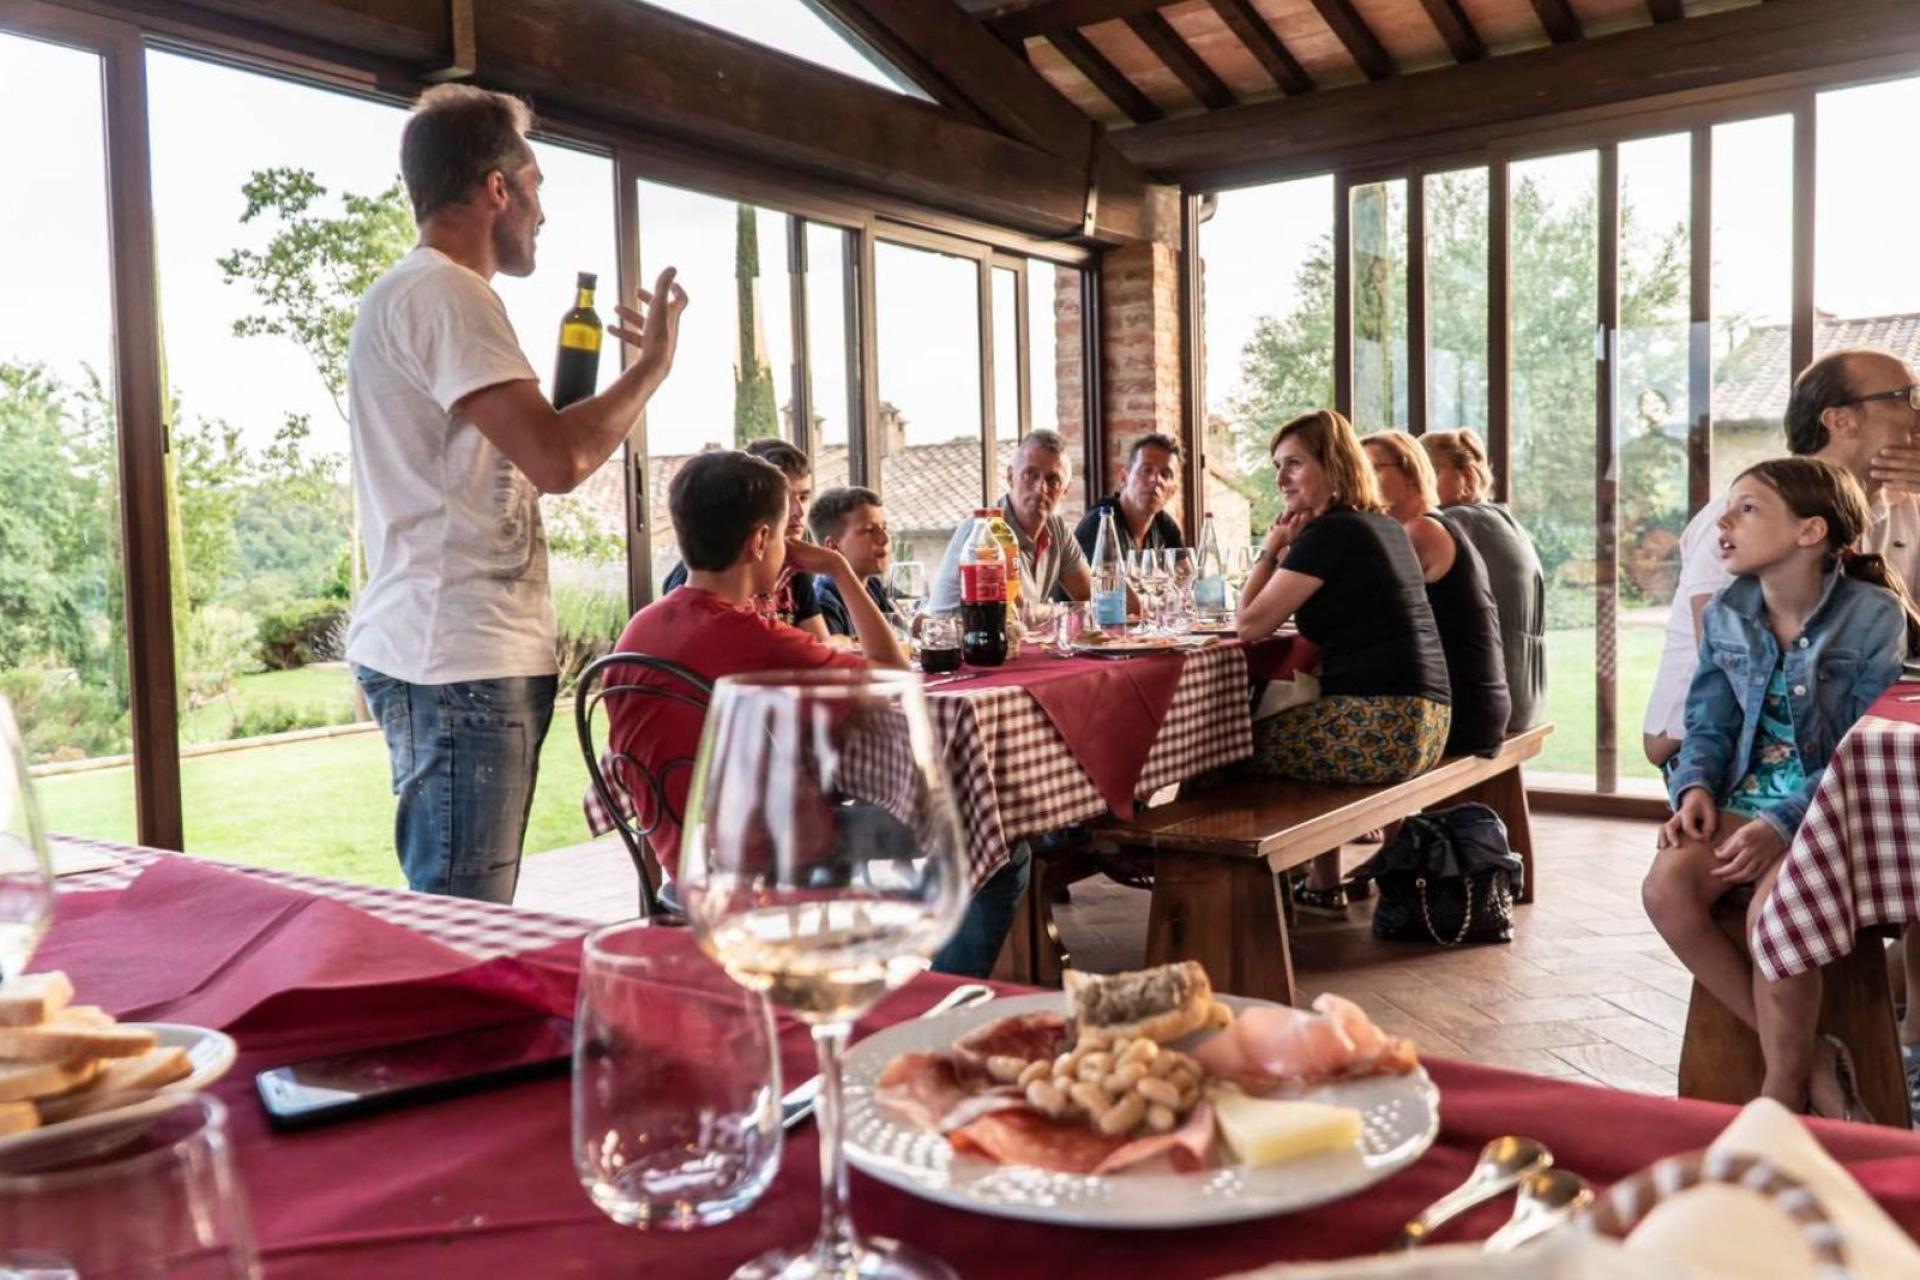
[35,866,1920,1280]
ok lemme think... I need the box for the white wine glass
[0,697,55,982]
[886,561,928,626]
[1163,548,1197,633]
[679,670,968,1280]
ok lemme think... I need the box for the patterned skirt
[1251,694,1451,785]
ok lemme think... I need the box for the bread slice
[0,1016,156,1063]
[0,971,74,1028]
[0,1056,102,1105]
[1064,961,1229,1045]
[35,1047,193,1125]
[0,1100,37,1137]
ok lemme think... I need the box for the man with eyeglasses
[931,428,1095,609]
[1644,346,1920,770]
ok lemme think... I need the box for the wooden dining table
[40,836,1920,1279]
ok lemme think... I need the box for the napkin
[1211,1235,1714,1279]
[31,856,489,1029]
[1624,1097,1920,1279]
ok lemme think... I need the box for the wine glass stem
[808,1021,860,1266]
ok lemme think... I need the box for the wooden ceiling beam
[105,0,1167,244]
[1417,0,1487,63]
[1048,27,1165,123]
[1647,0,1686,21]
[966,0,1173,41]
[1127,10,1238,110]
[1307,0,1396,81]
[1206,0,1313,95]
[1114,0,1920,189]
[1527,0,1583,44]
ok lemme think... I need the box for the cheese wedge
[1209,1089,1362,1166]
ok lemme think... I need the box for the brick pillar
[1099,242,1184,526]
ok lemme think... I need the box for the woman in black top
[1364,431,1510,756]
[1239,411,1452,914]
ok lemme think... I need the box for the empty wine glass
[573,919,782,1231]
[679,670,968,1280]
[886,561,928,626]
[0,1093,260,1279]
[1163,548,1197,634]
[1121,549,1152,634]
[0,697,55,982]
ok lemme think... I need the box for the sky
[6,18,1920,487]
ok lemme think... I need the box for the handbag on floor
[1352,803,1523,946]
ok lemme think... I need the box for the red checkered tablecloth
[584,642,1256,891]
[51,834,591,960]
[1752,703,1920,981]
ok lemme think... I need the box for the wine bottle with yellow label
[551,271,602,409]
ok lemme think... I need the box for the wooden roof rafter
[1126,9,1238,110]
[1416,0,1486,63]
[1527,0,1584,44]
[1205,0,1313,95]
[1306,0,1396,81]
[1050,25,1165,123]
[1646,0,1686,21]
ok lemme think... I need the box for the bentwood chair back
[574,652,713,922]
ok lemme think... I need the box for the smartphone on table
[255,1015,572,1130]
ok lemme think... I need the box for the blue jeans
[354,667,558,904]
[932,840,1033,978]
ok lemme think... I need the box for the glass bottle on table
[1192,512,1228,620]
[0,697,54,982]
[680,670,968,1280]
[981,508,1020,609]
[1089,507,1128,631]
[550,271,602,409]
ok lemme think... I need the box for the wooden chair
[573,651,713,922]
[1677,901,1911,1128]
[997,724,1550,1002]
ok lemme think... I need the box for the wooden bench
[1677,904,1912,1128]
[995,724,1550,1004]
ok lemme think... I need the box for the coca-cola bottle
[957,510,1008,667]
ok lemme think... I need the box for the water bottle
[1193,511,1228,618]
[1090,506,1128,629]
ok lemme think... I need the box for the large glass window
[1816,79,1920,361]
[0,32,134,842]
[807,222,858,456]
[1351,179,1409,433]
[1425,167,1489,432]
[1026,260,1088,530]
[1616,134,1693,789]
[874,239,984,565]
[1510,151,1600,787]
[1711,115,1795,492]
[637,0,928,99]
[146,52,617,876]
[1199,176,1336,553]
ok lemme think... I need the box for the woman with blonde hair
[1421,428,1547,734]
[1238,410,1451,914]
[1365,431,1509,756]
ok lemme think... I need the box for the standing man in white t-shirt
[346,85,686,902]
[1643,347,1920,766]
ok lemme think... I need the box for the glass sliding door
[1351,179,1409,434]
[1425,167,1489,434]
[1710,115,1796,492]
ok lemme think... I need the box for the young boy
[807,486,900,637]
[607,450,904,881]
[661,437,826,637]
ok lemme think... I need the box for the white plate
[842,993,1440,1229]
[0,1022,237,1155]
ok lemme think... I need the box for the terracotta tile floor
[513,812,1684,1096]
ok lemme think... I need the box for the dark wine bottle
[551,271,602,409]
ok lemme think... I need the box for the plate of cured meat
[842,962,1439,1228]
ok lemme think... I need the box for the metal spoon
[1395,1136,1553,1249]
[779,983,996,1130]
[1482,1168,1595,1253]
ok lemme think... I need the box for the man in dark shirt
[808,486,900,636]
[1074,431,1186,562]
[660,437,824,635]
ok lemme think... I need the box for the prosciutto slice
[951,1012,1068,1074]
[1191,996,1416,1091]
[876,1053,1025,1133]
[1090,1101,1216,1176]
[947,1108,1132,1175]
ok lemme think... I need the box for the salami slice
[947,1108,1131,1175]
[876,1053,1024,1133]
[950,1012,1068,1074]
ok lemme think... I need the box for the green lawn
[38,669,596,886]
[1538,622,1666,782]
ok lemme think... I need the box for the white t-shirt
[1642,486,1920,738]
[344,246,554,685]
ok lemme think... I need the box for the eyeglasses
[1845,385,1920,411]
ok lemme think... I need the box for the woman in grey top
[1422,430,1546,734]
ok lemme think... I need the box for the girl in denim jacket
[1644,458,1919,1118]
